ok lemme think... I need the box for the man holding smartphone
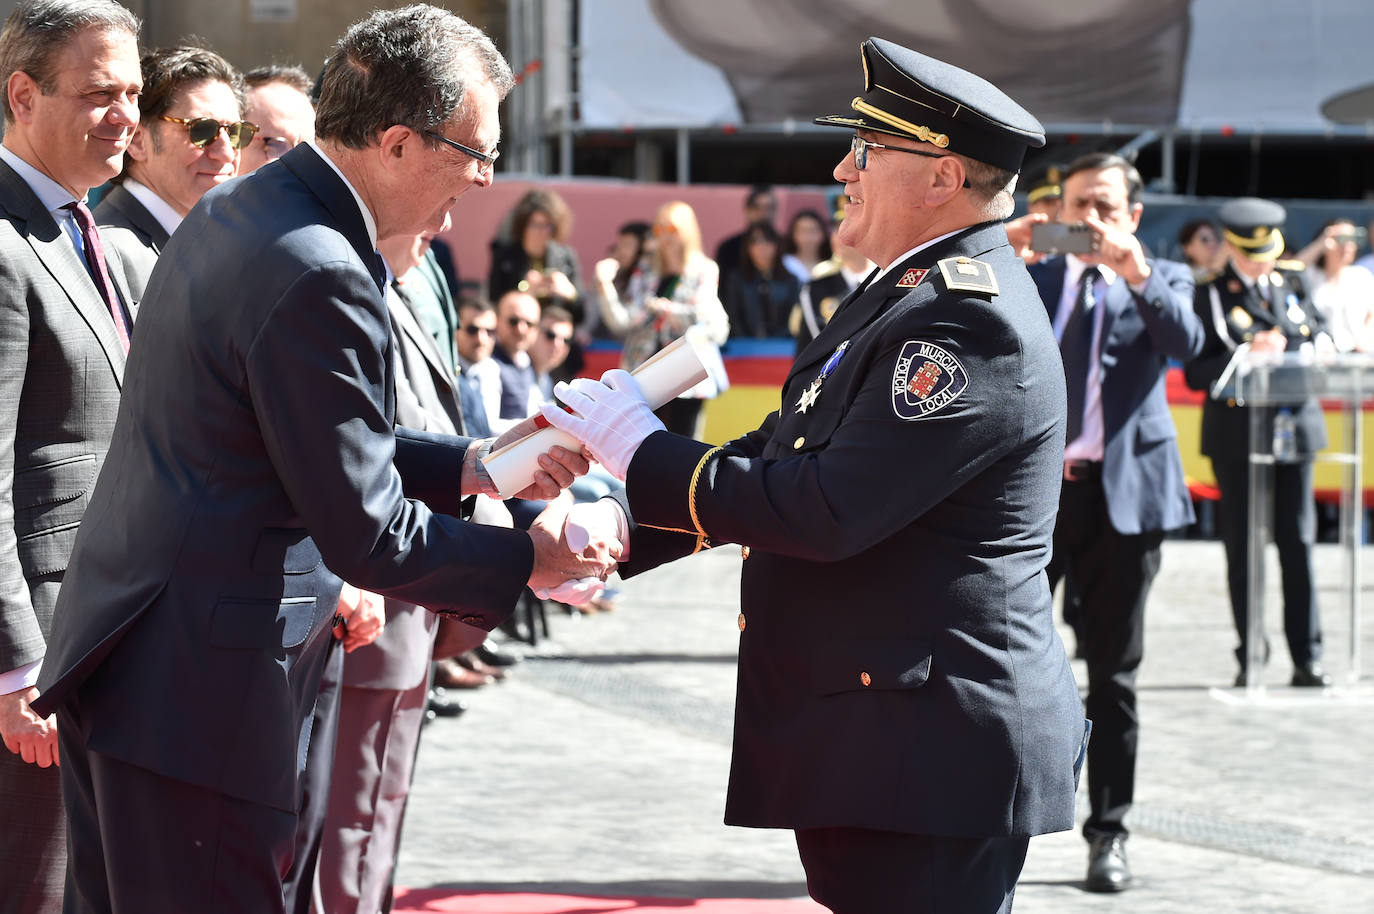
[1026,152,1204,893]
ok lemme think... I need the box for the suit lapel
[0,161,126,382]
[391,284,457,398]
[1038,256,1067,323]
[281,145,376,274]
[104,184,171,251]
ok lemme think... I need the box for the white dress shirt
[122,178,184,237]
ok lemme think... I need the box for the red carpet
[393,889,823,913]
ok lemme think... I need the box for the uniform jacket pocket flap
[769,405,843,458]
[210,597,319,650]
[251,528,322,575]
[811,638,932,695]
[12,454,97,509]
[1137,413,1176,445]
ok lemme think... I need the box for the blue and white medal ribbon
[796,340,850,414]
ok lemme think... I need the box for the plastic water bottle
[1273,410,1298,463]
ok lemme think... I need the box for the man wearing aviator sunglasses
[240,64,316,174]
[95,44,246,300]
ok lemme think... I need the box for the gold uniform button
[1243,332,1254,342]
[793,436,806,449]
[737,613,746,631]
[1300,324,1311,336]
[860,671,872,687]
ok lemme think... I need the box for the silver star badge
[795,379,822,414]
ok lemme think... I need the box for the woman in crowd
[1298,218,1374,353]
[1177,218,1226,281]
[723,221,801,339]
[593,200,729,437]
[488,187,586,377]
[781,208,831,284]
[591,220,652,340]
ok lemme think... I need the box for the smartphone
[1029,221,1096,255]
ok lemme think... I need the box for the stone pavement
[398,540,1374,913]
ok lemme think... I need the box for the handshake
[517,369,668,604]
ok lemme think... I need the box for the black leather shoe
[475,640,521,667]
[1085,834,1131,893]
[426,687,467,719]
[1291,661,1333,688]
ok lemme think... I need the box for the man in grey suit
[313,224,500,914]
[0,1,142,911]
[33,7,610,912]
[95,43,247,302]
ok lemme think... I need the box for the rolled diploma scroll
[481,325,722,497]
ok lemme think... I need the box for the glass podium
[1217,348,1374,692]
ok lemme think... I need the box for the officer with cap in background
[540,37,1089,914]
[1025,164,1063,219]
[1184,197,1333,688]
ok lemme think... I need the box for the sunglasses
[652,224,678,237]
[160,116,258,150]
[461,324,494,336]
[506,316,534,329]
[257,135,296,161]
[542,328,572,344]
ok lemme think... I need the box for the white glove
[534,577,606,605]
[564,499,629,560]
[540,369,664,480]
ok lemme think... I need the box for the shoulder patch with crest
[891,340,968,421]
[937,256,999,295]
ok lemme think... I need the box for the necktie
[1060,266,1099,445]
[64,201,130,352]
[372,249,389,294]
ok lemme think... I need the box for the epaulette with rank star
[1275,258,1307,272]
[936,256,999,295]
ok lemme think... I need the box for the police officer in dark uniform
[1184,197,1333,688]
[540,38,1089,914]
[790,193,873,355]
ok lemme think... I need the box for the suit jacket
[0,159,134,675]
[34,145,532,813]
[614,222,1087,838]
[1028,256,1204,534]
[1184,261,1328,462]
[93,183,167,307]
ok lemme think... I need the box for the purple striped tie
[64,201,130,353]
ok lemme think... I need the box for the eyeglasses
[850,134,970,187]
[461,324,494,336]
[506,316,534,329]
[256,135,295,161]
[542,328,572,344]
[160,116,258,150]
[425,130,499,173]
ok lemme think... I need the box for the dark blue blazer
[34,145,532,812]
[1029,256,1204,535]
[614,223,1088,839]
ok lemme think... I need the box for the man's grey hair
[958,154,1019,221]
[314,4,513,150]
[0,0,139,123]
